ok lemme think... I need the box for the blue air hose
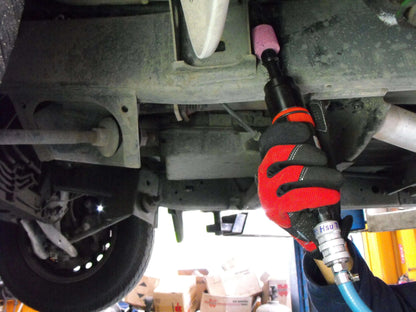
[251,19,373,312]
[314,220,372,312]
[336,278,372,312]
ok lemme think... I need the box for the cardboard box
[178,269,208,311]
[200,293,252,312]
[124,276,160,308]
[189,276,207,311]
[261,278,290,307]
[153,276,197,312]
[178,269,209,276]
[153,292,191,312]
[206,270,261,297]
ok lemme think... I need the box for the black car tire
[0,216,154,312]
[0,0,24,83]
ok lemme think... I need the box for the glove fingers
[260,122,313,158]
[259,145,297,179]
[286,209,322,253]
[277,166,343,196]
[262,186,340,228]
[259,165,341,221]
[266,144,327,177]
[258,122,344,255]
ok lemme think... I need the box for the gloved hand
[258,118,345,253]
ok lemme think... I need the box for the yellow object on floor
[1,300,38,312]
[362,229,416,284]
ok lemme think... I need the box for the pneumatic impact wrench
[253,24,371,312]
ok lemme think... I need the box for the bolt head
[185,186,194,192]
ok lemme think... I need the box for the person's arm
[304,240,416,312]
[257,118,416,312]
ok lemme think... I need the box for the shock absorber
[253,23,371,312]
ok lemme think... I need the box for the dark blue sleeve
[303,240,416,312]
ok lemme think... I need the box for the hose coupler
[313,220,350,269]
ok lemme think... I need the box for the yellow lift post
[362,229,416,284]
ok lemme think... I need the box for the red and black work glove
[258,108,349,254]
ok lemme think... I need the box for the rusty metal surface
[366,208,416,232]
[1,0,416,168]
[160,128,260,180]
[325,97,391,165]
[7,89,140,168]
[159,178,249,211]
[1,10,261,105]
[0,129,97,145]
[275,0,416,100]
[2,1,416,105]
[0,0,24,83]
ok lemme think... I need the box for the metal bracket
[20,220,48,260]
[6,89,140,168]
[138,169,160,197]
[206,211,248,236]
[133,194,159,226]
[36,221,78,257]
[169,209,183,242]
[366,208,416,232]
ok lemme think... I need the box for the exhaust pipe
[374,104,416,153]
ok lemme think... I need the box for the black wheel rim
[18,224,117,284]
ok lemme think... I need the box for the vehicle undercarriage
[1,0,416,310]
